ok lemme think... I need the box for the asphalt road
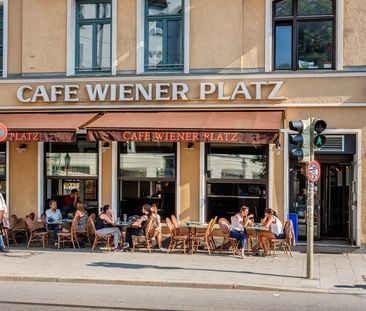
[0,281,365,311]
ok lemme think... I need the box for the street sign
[307,160,321,182]
[0,122,8,142]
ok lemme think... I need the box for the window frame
[0,0,7,78]
[144,0,185,72]
[75,0,112,74]
[272,0,336,71]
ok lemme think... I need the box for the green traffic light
[314,134,326,148]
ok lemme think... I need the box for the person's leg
[260,232,275,255]
[0,234,5,249]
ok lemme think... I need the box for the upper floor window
[273,0,335,70]
[145,0,184,71]
[75,0,111,73]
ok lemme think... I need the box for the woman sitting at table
[230,206,254,258]
[32,213,48,233]
[95,205,122,251]
[75,202,88,233]
[123,204,152,250]
[151,204,165,252]
[257,208,283,256]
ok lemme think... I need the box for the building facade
[0,0,366,246]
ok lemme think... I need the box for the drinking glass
[117,217,121,224]
[123,214,127,223]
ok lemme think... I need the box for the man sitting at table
[46,200,63,247]
[230,206,254,258]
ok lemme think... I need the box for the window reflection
[275,24,292,70]
[96,24,111,69]
[298,0,333,15]
[79,25,93,69]
[275,0,292,16]
[148,0,182,16]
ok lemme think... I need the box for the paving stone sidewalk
[1,248,366,294]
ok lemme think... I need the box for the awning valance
[0,113,98,142]
[86,111,283,144]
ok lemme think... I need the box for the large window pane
[298,20,333,69]
[78,24,93,69]
[0,150,5,177]
[298,0,333,15]
[275,0,292,17]
[148,0,182,16]
[275,24,292,70]
[148,21,164,67]
[167,20,183,67]
[79,4,97,19]
[96,23,111,69]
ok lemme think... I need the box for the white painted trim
[199,142,205,222]
[111,0,118,75]
[265,0,272,72]
[283,131,289,219]
[336,0,344,71]
[2,0,8,78]
[38,142,44,219]
[183,0,190,74]
[175,142,181,221]
[98,141,103,208]
[5,141,9,210]
[268,143,274,211]
[136,0,144,74]
[111,141,118,217]
[66,0,76,76]
[283,128,362,246]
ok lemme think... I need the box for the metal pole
[306,117,315,279]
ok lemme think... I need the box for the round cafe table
[245,224,269,250]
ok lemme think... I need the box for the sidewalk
[1,247,366,295]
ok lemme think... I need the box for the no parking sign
[307,160,321,182]
[0,122,7,142]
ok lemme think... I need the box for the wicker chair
[166,217,189,254]
[25,215,49,249]
[191,217,216,255]
[75,215,92,246]
[218,218,239,255]
[270,220,293,258]
[89,214,113,251]
[57,215,80,250]
[132,217,155,253]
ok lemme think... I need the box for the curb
[0,275,362,295]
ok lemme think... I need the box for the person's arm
[100,214,114,225]
[263,216,275,228]
[133,215,147,227]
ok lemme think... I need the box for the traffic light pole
[306,117,315,280]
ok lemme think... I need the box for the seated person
[75,202,88,233]
[256,208,283,256]
[95,205,121,251]
[124,204,152,250]
[151,204,165,252]
[46,200,63,246]
[62,189,78,218]
[229,206,254,258]
[33,213,48,233]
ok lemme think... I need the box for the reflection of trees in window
[250,155,267,179]
[273,0,335,70]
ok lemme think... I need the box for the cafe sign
[16,81,285,103]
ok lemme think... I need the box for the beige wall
[102,146,112,206]
[179,142,200,221]
[21,0,67,74]
[8,0,22,75]
[9,142,38,218]
[344,0,366,67]
[117,0,136,71]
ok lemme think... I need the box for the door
[321,163,350,239]
[349,157,358,245]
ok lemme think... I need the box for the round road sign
[307,160,321,182]
[0,122,8,142]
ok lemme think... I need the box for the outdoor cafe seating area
[0,209,294,258]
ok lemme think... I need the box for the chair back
[145,217,155,240]
[9,215,18,230]
[204,218,214,237]
[165,217,175,235]
[170,215,179,229]
[218,218,231,235]
[25,215,35,232]
[88,213,97,235]
[70,215,80,235]
[283,219,294,244]
[210,216,217,235]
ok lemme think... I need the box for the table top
[47,220,72,225]
[114,221,134,227]
[182,222,209,229]
[246,224,269,231]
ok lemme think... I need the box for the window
[0,143,6,199]
[205,144,268,222]
[45,141,99,212]
[75,0,111,73]
[0,4,3,75]
[273,0,335,70]
[145,0,184,71]
[119,142,176,220]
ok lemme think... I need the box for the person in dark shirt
[62,188,78,217]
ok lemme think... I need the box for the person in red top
[62,188,78,217]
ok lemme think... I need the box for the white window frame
[265,0,344,72]
[136,0,190,74]
[0,0,8,78]
[66,0,117,76]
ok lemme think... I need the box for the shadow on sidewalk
[87,262,305,280]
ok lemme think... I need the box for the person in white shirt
[0,193,9,252]
[46,200,63,247]
[229,206,254,258]
[257,208,283,256]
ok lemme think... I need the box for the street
[0,281,365,311]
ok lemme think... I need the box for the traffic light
[313,119,327,149]
[289,119,311,163]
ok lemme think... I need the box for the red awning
[86,111,283,144]
[0,113,98,142]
